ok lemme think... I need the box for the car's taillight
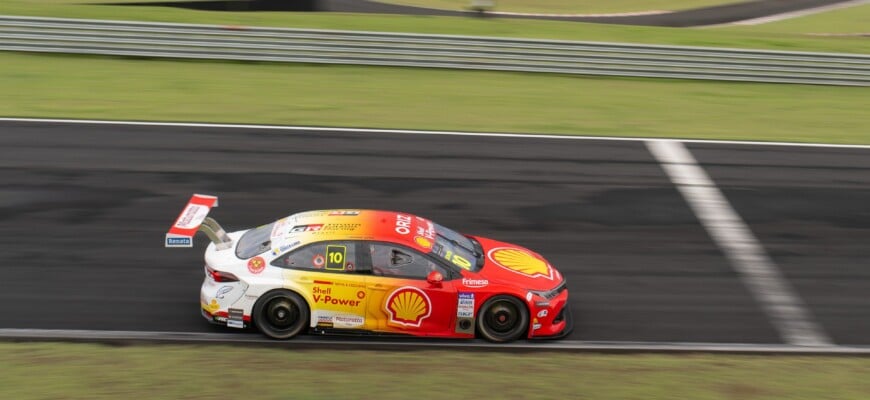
[205,265,239,282]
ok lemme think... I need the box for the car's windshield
[235,222,275,259]
[430,223,483,271]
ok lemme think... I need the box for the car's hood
[469,236,564,291]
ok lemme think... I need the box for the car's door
[360,242,458,336]
[272,241,369,330]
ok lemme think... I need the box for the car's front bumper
[530,303,574,340]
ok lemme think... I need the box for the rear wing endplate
[165,194,233,250]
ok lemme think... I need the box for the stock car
[166,194,572,342]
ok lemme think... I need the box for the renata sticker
[457,292,474,318]
[247,256,266,274]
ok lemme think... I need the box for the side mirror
[426,271,443,286]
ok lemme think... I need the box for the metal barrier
[1,15,868,86]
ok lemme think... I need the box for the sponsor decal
[333,315,365,328]
[174,204,208,229]
[328,210,360,216]
[457,292,475,318]
[416,222,435,240]
[395,214,412,235]
[247,256,266,274]
[461,278,489,288]
[215,286,233,299]
[270,218,288,238]
[165,236,192,247]
[227,308,245,329]
[533,317,542,330]
[488,247,554,280]
[312,254,325,268]
[414,236,433,249]
[312,286,363,307]
[290,224,324,233]
[525,292,533,302]
[537,309,549,318]
[272,240,301,256]
[206,299,220,312]
[317,315,334,327]
[385,287,432,327]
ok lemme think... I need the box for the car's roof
[269,210,438,254]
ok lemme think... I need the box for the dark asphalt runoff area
[1,120,867,345]
[120,0,859,27]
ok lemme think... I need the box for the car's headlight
[529,280,567,300]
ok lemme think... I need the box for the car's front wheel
[477,295,529,343]
[253,290,309,339]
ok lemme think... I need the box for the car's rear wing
[165,194,233,250]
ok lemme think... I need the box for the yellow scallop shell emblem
[385,287,431,327]
[489,248,553,279]
[414,236,433,249]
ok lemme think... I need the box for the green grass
[370,0,730,14]
[2,52,868,144]
[728,3,870,34]
[0,342,869,400]
[0,1,868,54]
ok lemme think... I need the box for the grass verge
[2,52,868,144]
[0,1,868,54]
[1,342,869,400]
[729,3,870,34]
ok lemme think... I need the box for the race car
[166,194,572,342]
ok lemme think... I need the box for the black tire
[253,290,309,340]
[477,295,529,343]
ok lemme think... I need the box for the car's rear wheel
[253,290,309,340]
[477,295,529,343]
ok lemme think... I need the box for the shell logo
[414,236,433,249]
[384,287,432,327]
[488,247,553,280]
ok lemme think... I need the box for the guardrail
[1,15,868,86]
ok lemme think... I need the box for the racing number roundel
[487,247,553,279]
[385,287,432,327]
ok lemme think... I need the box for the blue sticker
[166,237,191,246]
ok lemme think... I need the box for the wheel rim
[266,299,299,329]
[485,301,520,334]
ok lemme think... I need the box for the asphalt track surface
[127,0,861,27]
[1,120,868,345]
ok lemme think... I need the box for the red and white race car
[167,194,572,342]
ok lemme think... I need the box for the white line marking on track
[731,0,870,26]
[2,117,870,150]
[645,139,831,346]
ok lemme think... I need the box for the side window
[273,241,358,273]
[369,243,446,279]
